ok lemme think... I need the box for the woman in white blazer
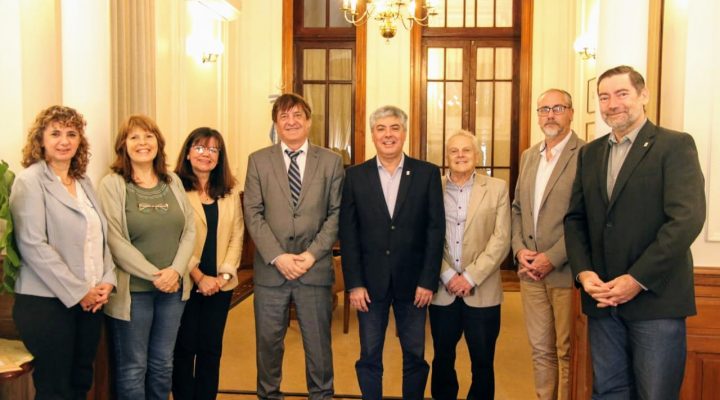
[10,105,116,399]
[171,127,243,400]
[98,115,195,400]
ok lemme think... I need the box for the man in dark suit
[340,105,444,400]
[564,65,706,399]
[243,93,344,400]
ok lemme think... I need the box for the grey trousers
[254,281,334,400]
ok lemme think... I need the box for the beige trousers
[520,279,573,400]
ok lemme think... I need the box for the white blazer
[10,161,116,307]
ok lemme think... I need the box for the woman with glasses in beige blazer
[172,127,243,400]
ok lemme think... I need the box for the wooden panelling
[572,267,720,400]
[683,267,720,400]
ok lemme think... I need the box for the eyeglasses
[193,145,220,155]
[138,202,169,213]
[536,105,570,116]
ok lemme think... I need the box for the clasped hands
[446,274,473,297]
[153,267,181,293]
[274,251,316,281]
[516,249,554,281]
[348,286,433,313]
[578,271,643,308]
[79,282,114,313]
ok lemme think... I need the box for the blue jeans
[588,309,686,400]
[356,297,429,400]
[109,290,186,400]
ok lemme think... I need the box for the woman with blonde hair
[10,105,116,399]
[98,114,195,400]
[172,127,243,400]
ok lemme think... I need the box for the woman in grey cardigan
[98,115,195,400]
[10,105,116,399]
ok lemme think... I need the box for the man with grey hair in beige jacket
[429,130,511,400]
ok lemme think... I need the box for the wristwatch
[220,273,232,281]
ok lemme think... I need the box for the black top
[199,201,219,276]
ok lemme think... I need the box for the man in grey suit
[243,93,345,400]
[512,89,584,400]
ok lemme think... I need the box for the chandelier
[341,0,438,39]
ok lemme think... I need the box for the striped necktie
[285,149,302,206]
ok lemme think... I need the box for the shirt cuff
[440,269,457,285]
[629,274,648,291]
[462,271,476,287]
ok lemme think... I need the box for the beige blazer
[432,174,511,308]
[511,132,584,288]
[186,186,244,291]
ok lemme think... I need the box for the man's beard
[542,123,561,138]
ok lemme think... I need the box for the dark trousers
[13,293,103,400]
[172,288,232,400]
[356,297,429,400]
[429,299,501,400]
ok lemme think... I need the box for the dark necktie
[285,149,302,206]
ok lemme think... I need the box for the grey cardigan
[10,161,116,307]
[98,172,195,321]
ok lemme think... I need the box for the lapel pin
[643,142,649,147]
[406,170,411,176]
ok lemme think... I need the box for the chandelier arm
[343,9,372,25]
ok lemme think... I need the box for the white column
[595,0,649,133]
[61,0,112,185]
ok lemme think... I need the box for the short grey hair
[538,88,573,108]
[446,129,480,154]
[369,105,408,131]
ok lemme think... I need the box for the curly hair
[175,127,235,199]
[21,105,89,178]
[110,115,171,184]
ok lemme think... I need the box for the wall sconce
[188,36,224,64]
[341,0,438,39]
[574,34,596,60]
[202,52,220,63]
[202,39,224,63]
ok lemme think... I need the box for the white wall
[364,18,412,159]
[0,0,25,172]
[530,0,578,146]
[230,0,282,186]
[682,0,720,266]
[61,0,112,184]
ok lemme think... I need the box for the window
[420,0,521,187]
[291,0,362,165]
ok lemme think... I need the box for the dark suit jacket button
[606,222,613,228]
[391,225,396,230]
[385,250,390,255]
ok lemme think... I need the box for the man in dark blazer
[340,105,444,400]
[564,65,706,399]
[244,93,344,400]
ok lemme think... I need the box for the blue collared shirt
[376,154,405,218]
[441,171,477,287]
